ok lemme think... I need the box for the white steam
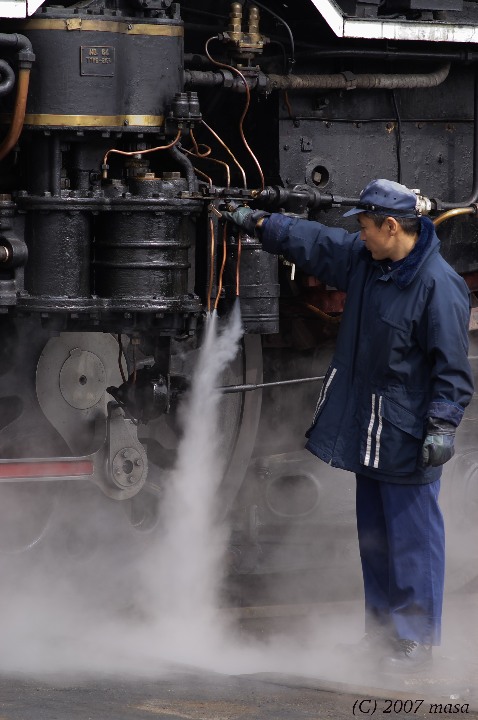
[140,302,244,661]
[0,308,475,711]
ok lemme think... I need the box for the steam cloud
[0,308,475,711]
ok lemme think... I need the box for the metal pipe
[169,143,199,192]
[436,72,478,210]
[186,64,451,92]
[220,375,325,394]
[0,33,34,56]
[0,33,35,161]
[0,60,15,97]
[281,48,471,63]
[0,67,30,162]
[433,207,477,227]
[266,63,450,91]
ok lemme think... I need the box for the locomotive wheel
[0,318,263,549]
[126,333,263,531]
[0,318,71,554]
[440,448,478,592]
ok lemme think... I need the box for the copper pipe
[201,118,247,188]
[190,129,231,187]
[0,67,30,162]
[433,207,476,227]
[194,167,213,186]
[205,36,265,192]
[181,137,230,187]
[302,302,342,324]
[102,130,181,178]
[236,233,242,296]
[283,91,295,121]
[207,216,216,313]
[214,223,228,311]
[180,153,213,186]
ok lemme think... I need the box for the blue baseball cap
[343,179,420,218]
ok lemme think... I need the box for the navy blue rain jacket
[262,214,474,483]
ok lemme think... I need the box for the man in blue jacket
[223,179,474,673]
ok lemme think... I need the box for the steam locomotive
[0,0,476,595]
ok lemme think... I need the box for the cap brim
[343,207,363,217]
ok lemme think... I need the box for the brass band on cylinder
[0,113,164,128]
[17,19,183,36]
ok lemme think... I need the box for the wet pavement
[0,591,477,720]
[0,662,476,720]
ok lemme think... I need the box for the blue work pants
[356,473,445,645]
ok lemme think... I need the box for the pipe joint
[18,49,36,68]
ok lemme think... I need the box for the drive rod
[219,375,325,394]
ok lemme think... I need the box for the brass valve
[223,2,268,58]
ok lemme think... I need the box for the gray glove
[221,206,270,237]
[421,417,456,467]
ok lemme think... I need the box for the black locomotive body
[0,0,476,595]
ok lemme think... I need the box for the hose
[0,68,30,162]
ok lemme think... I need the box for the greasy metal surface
[36,333,122,455]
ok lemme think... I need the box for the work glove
[221,206,270,237]
[421,417,456,467]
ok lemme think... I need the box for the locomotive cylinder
[4,10,183,131]
[224,234,279,334]
[94,174,202,314]
[24,204,91,301]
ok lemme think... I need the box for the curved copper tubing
[201,118,247,189]
[180,151,213,186]
[433,207,476,227]
[207,217,216,313]
[214,223,228,311]
[283,91,295,121]
[102,130,181,177]
[190,129,231,188]
[236,232,242,296]
[302,302,341,324]
[0,68,30,162]
[205,37,265,192]
[193,166,213,186]
[180,146,213,186]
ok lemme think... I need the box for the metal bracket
[0,404,148,501]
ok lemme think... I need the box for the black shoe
[337,630,395,659]
[382,639,432,673]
